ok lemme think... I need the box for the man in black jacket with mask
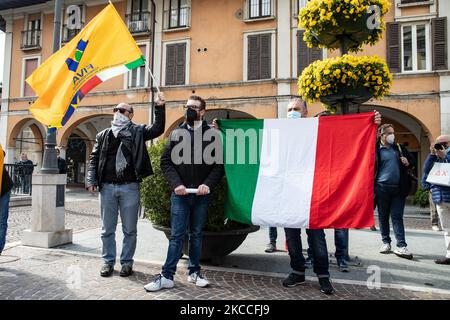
[144,95,224,292]
[86,92,166,277]
[375,124,415,259]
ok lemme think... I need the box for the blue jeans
[162,193,211,280]
[269,227,277,244]
[308,229,349,263]
[375,183,407,247]
[0,191,11,253]
[99,183,141,267]
[284,228,330,278]
[334,229,349,263]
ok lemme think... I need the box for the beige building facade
[0,0,448,185]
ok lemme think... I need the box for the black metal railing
[126,11,151,34]
[62,23,84,43]
[21,29,42,50]
[400,0,425,3]
[164,7,190,29]
[4,163,36,196]
[249,0,271,19]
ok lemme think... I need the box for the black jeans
[284,228,329,278]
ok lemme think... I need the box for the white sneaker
[432,225,442,231]
[379,243,391,254]
[144,274,174,292]
[393,246,413,260]
[187,272,209,287]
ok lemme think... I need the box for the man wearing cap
[86,92,166,277]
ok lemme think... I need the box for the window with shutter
[165,43,186,85]
[176,43,186,85]
[297,30,322,76]
[165,44,176,85]
[249,0,271,19]
[387,22,401,73]
[247,33,272,80]
[432,17,447,71]
[248,35,261,80]
[260,34,271,79]
[400,23,431,72]
[24,58,38,97]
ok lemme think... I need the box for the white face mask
[287,111,302,119]
[113,111,130,123]
[385,134,395,145]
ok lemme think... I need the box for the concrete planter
[153,224,260,261]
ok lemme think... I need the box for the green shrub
[412,187,430,208]
[140,139,248,232]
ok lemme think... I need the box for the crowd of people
[1,93,448,297]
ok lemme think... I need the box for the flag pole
[40,0,62,174]
[147,65,160,94]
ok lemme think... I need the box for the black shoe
[370,226,377,231]
[120,265,133,277]
[282,272,305,287]
[435,257,450,265]
[100,264,114,277]
[319,278,334,295]
[337,260,349,272]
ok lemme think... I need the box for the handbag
[426,162,450,187]
[396,143,418,195]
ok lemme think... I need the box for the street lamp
[40,0,62,174]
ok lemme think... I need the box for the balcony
[164,7,190,31]
[21,30,41,50]
[126,11,151,35]
[62,23,84,44]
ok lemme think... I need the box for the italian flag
[60,56,145,127]
[218,113,376,229]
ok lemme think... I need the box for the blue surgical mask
[287,111,302,119]
[446,147,450,154]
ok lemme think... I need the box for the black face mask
[185,108,198,126]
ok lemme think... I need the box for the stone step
[9,195,32,207]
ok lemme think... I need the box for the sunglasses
[114,108,133,114]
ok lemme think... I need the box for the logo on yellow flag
[26,3,146,128]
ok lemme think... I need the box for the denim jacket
[421,153,450,204]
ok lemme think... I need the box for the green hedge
[412,187,430,208]
[140,139,248,232]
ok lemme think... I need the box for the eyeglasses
[114,108,132,114]
[183,104,203,111]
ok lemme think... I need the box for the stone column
[277,0,292,119]
[22,174,72,248]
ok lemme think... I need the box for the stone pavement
[0,246,448,300]
[1,188,450,300]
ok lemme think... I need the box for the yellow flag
[26,3,145,128]
[0,144,4,196]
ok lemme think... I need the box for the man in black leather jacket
[86,92,165,278]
